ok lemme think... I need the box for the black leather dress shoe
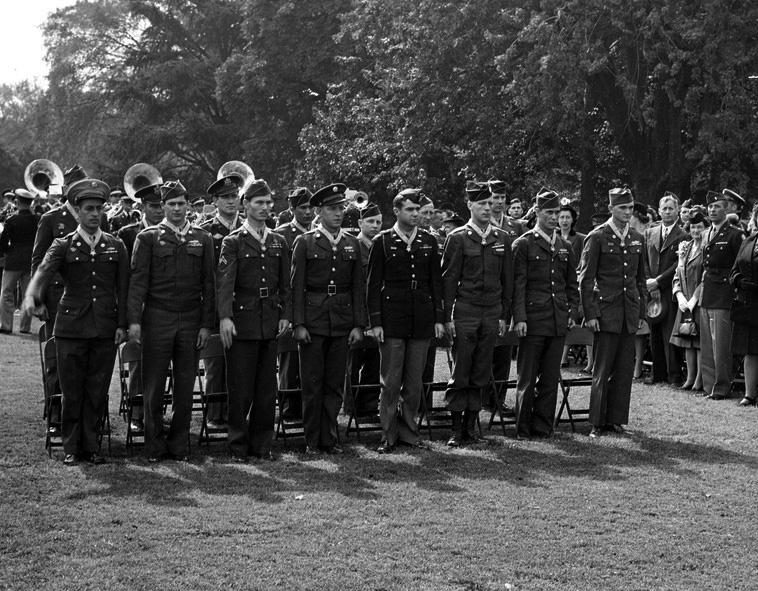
[322,445,344,455]
[739,396,757,407]
[167,453,189,462]
[304,446,321,456]
[398,440,431,451]
[63,454,78,465]
[589,427,603,438]
[231,454,248,463]
[81,453,106,465]
[706,394,728,400]
[376,440,394,454]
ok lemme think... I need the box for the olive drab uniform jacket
[366,228,443,340]
[291,228,367,336]
[30,231,129,338]
[216,227,292,340]
[441,224,513,322]
[579,221,647,334]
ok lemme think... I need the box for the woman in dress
[729,203,758,406]
[671,209,708,390]
[558,204,589,369]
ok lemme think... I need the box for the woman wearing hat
[671,209,708,391]
[729,202,758,406]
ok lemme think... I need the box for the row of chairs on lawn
[38,325,596,456]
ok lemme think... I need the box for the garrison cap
[609,187,633,206]
[465,181,491,202]
[706,190,725,205]
[396,188,425,204]
[63,165,87,187]
[243,179,272,200]
[662,190,679,202]
[360,203,381,220]
[419,194,433,208]
[68,178,110,205]
[160,180,187,202]
[488,180,507,195]
[311,183,347,207]
[135,183,162,204]
[288,187,313,208]
[207,174,243,198]
[535,188,560,209]
[722,188,745,208]
[13,188,35,202]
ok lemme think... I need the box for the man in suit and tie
[644,192,687,385]
[700,190,745,400]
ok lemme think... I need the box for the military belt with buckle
[306,284,351,296]
[259,287,269,298]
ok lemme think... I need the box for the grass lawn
[1,319,757,590]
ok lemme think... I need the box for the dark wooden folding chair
[344,335,382,440]
[417,335,454,440]
[118,341,145,451]
[37,325,48,419]
[197,335,228,446]
[43,337,63,456]
[275,331,304,445]
[555,326,594,431]
[487,331,520,436]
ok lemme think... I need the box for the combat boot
[464,410,484,444]
[447,412,463,447]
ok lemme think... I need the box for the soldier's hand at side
[197,327,211,349]
[498,319,507,337]
[514,321,527,337]
[219,318,236,349]
[646,278,659,292]
[445,321,456,339]
[434,322,445,340]
[348,327,364,346]
[293,325,311,344]
[128,323,141,344]
[586,319,600,333]
[369,326,384,343]
[114,327,127,345]
[276,319,290,338]
[23,295,47,320]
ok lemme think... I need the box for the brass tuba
[353,191,369,209]
[24,159,64,195]
[217,161,255,188]
[124,163,163,198]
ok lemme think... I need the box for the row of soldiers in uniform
[20,159,741,464]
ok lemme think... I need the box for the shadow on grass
[65,421,758,509]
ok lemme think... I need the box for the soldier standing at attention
[116,183,165,433]
[274,187,314,418]
[442,181,513,447]
[217,179,291,462]
[368,189,444,453]
[511,190,580,439]
[291,183,367,455]
[24,179,129,465]
[127,180,215,462]
[579,188,647,438]
[199,174,244,430]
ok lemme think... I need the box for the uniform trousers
[298,334,348,448]
[141,306,200,457]
[589,325,635,427]
[56,336,117,455]
[0,269,31,332]
[378,337,429,446]
[515,334,565,437]
[699,307,734,398]
[226,338,277,457]
[445,302,501,412]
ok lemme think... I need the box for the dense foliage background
[1,0,757,228]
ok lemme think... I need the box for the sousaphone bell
[124,163,163,199]
[24,159,64,195]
